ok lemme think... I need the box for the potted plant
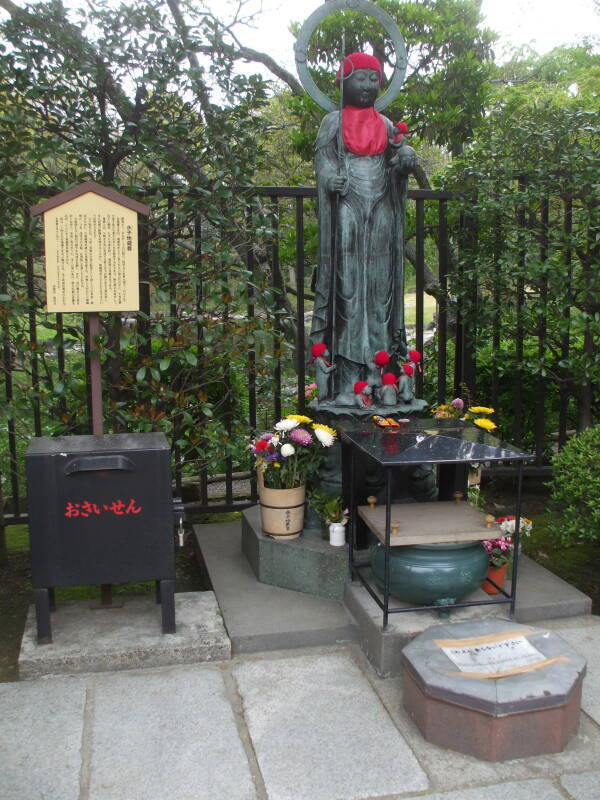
[249,415,336,539]
[481,536,514,594]
[308,489,348,546]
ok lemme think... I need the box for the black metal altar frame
[343,437,526,631]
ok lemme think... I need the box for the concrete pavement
[2,614,600,800]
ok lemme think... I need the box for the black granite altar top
[340,418,533,465]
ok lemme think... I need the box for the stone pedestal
[401,619,587,761]
[242,506,349,600]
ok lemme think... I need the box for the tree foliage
[0,0,299,486]
[550,424,600,544]
[439,70,599,438]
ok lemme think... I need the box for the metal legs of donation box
[33,580,176,644]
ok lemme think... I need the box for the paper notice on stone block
[435,632,555,678]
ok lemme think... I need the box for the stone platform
[195,521,358,653]
[401,618,587,761]
[18,591,230,679]
[195,521,592,672]
[241,505,348,600]
[345,558,592,676]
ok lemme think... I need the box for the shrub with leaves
[549,425,600,544]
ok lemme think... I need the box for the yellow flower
[313,422,337,447]
[273,462,281,468]
[474,417,497,431]
[468,406,495,415]
[312,422,336,436]
[287,414,313,424]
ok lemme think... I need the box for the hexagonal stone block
[401,619,587,762]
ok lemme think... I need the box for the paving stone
[88,665,256,800]
[400,778,565,800]
[552,626,600,725]
[0,675,87,800]
[560,770,600,799]
[19,591,231,678]
[233,650,428,800]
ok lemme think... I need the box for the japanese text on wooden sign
[42,192,140,312]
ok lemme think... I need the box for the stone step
[194,522,358,654]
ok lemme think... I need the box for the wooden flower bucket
[257,472,305,540]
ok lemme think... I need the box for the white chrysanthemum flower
[269,435,280,446]
[280,443,295,457]
[275,419,299,432]
[313,426,335,447]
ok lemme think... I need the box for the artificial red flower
[354,381,369,394]
[374,350,391,368]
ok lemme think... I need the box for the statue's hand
[327,175,348,195]
[391,145,418,175]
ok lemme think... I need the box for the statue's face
[342,68,380,108]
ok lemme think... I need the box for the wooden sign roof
[30,181,150,217]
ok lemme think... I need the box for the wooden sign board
[31,182,149,313]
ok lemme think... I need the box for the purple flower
[290,428,313,446]
[259,432,273,441]
[451,397,464,410]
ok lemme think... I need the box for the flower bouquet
[481,535,514,594]
[496,515,533,537]
[482,536,514,568]
[249,414,337,490]
[431,397,497,431]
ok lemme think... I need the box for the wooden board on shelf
[357,501,493,546]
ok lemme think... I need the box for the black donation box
[25,433,176,642]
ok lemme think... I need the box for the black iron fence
[0,184,592,524]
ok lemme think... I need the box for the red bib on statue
[342,106,388,155]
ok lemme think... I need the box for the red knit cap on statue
[354,381,369,394]
[336,52,383,86]
[311,343,327,358]
[374,350,391,368]
[382,372,397,386]
[402,363,414,377]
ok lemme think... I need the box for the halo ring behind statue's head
[294,0,407,113]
